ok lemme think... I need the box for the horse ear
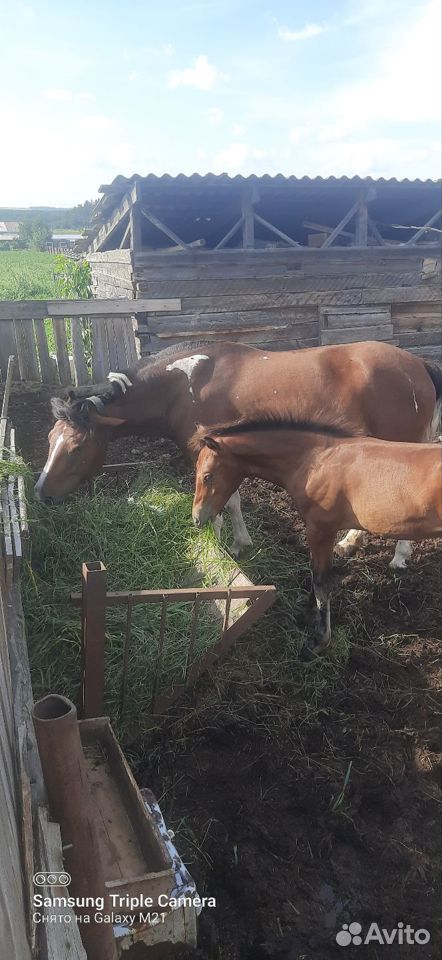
[88,409,127,427]
[202,435,220,452]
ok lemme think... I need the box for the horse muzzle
[192,504,214,528]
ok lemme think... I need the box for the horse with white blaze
[35,339,441,566]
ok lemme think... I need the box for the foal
[192,420,442,653]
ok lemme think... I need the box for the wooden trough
[80,717,198,956]
[32,696,199,958]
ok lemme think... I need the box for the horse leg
[225,490,253,556]
[213,513,223,540]
[306,528,335,653]
[335,528,364,557]
[389,540,414,571]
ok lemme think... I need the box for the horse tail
[423,359,442,441]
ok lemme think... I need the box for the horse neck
[222,430,333,487]
[106,375,189,449]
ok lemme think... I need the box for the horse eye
[203,473,212,484]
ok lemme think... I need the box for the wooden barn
[81,174,441,360]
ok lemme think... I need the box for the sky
[1,0,440,206]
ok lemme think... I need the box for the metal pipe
[32,694,117,960]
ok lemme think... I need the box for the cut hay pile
[23,468,243,735]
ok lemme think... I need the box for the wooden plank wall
[88,249,134,298]
[0,582,33,960]
[119,246,441,358]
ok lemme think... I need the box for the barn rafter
[81,174,441,257]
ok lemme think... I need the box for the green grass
[23,464,351,742]
[0,250,58,300]
[23,469,245,737]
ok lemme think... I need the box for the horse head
[192,432,242,528]
[35,389,126,503]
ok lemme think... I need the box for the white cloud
[212,143,269,175]
[205,106,223,127]
[123,42,173,63]
[168,54,220,91]
[282,0,441,178]
[43,87,93,103]
[232,122,245,136]
[278,22,328,42]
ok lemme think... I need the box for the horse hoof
[230,538,252,558]
[334,543,356,558]
[389,560,407,572]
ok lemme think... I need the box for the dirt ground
[9,384,442,960]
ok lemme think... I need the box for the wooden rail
[0,357,28,589]
[0,297,181,385]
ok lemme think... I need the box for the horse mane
[192,412,359,450]
[51,340,214,425]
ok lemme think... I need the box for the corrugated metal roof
[84,172,440,252]
[98,172,440,193]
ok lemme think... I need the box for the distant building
[0,221,19,246]
[46,233,84,253]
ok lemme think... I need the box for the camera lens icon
[33,871,71,886]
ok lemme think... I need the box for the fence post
[80,562,107,718]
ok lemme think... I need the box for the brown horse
[192,419,442,652]
[35,339,441,563]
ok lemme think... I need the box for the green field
[0,250,58,299]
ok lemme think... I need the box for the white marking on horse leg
[226,490,252,556]
[335,528,364,557]
[166,355,209,399]
[34,432,65,499]
[107,372,132,393]
[213,514,223,540]
[309,576,332,652]
[424,397,442,441]
[389,540,414,571]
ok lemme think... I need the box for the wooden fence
[0,368,85,959]
[0,297,180,385]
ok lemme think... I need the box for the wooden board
[33,318,56,384]
[322,308,391,330]
[392,302,442,329]
[0,321,18,381]
[52,318,72,385]
[144,307,318,334]
[321,323,394,345]
[396,330,442,348]
[71,317,90,386]
[177,285,440,314]
[0,298,182,320]
[91,317,110,381]
[37,807,87,960]
[13,319,39,381]
[135,270,425,298]
[87,249,132,264]
[143,319,319,342]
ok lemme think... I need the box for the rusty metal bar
[184,595,201,682]
[151,598,167,712]
[32,695,117,960]
[152,587,276,719]
[222,589,232,635]
[120,593,133,721]
[71,584,274,606]
[80,561,107,719]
